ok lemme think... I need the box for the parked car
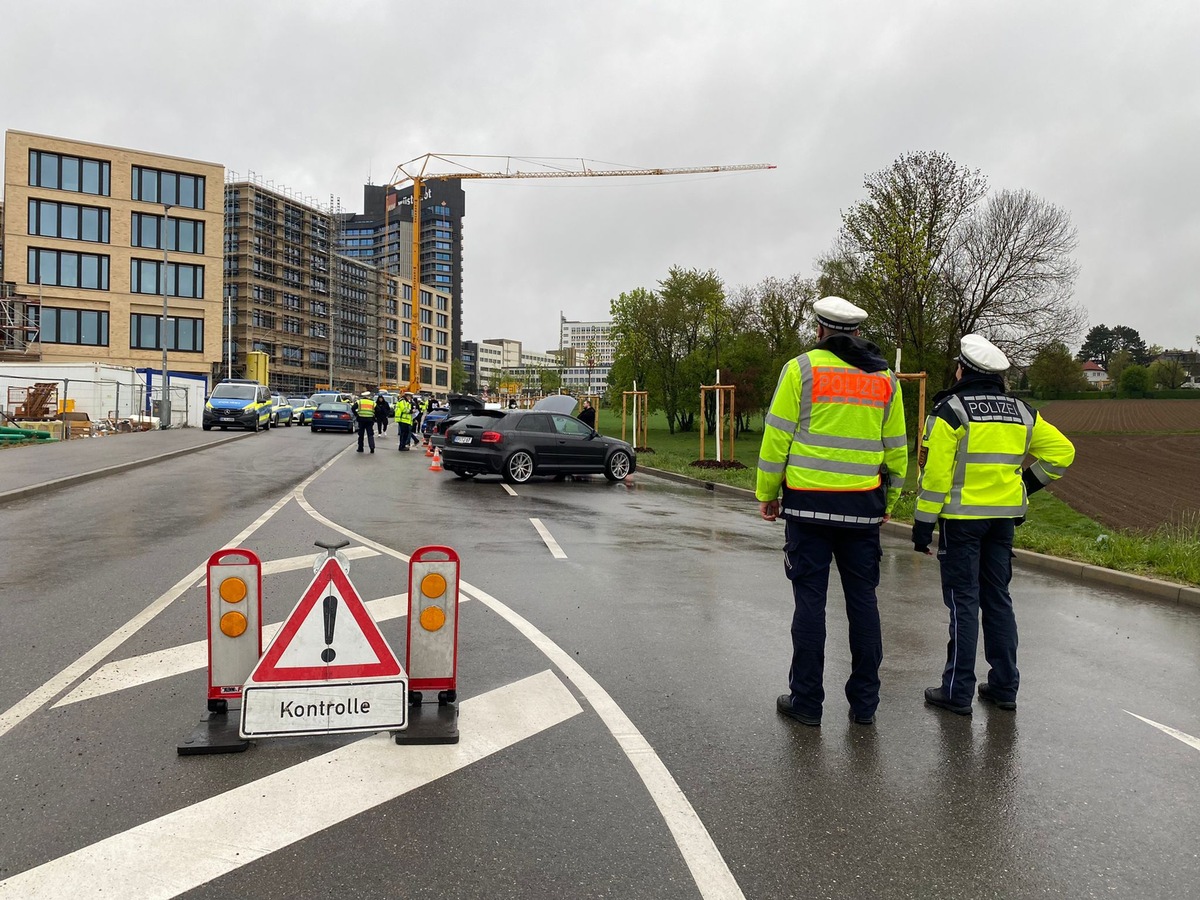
[311,401,355,433]
[429,393,487,448]
[269,394,294,427]
[202,379,272,432]
[288,396,317,424]
[441,396,635,483]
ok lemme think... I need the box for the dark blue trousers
[937,518,1019,706]
[784,520,883,720]
[356,419,375,451]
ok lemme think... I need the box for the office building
[1,131,223,382]
[559,317,614,396]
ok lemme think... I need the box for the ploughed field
[1038,400,1200,530]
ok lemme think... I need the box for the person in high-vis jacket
[352,392,376,454]
[914,334,1075,716]
[758,296,908,727]
[395,394,414,451]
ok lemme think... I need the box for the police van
[202,379,273,432]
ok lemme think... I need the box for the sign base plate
[178,711,251,756]
[394,701,459,745]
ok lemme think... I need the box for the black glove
[1022,468,1045,496]
[912,521,934,553]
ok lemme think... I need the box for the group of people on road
[757,296,1075,727]
[351,390,435,454]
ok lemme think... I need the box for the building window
[131,166,206,209]
[28,200,110,243]
[129,259,205,298]
[309,322,327,339]
[420,308,432,325]
[29,150,111,196]
[129,313,204,352]
[421,345,432,360]
[283,316,302,334]
[436,313,448,328]
[28,306,109,346]
[131,213,204,253]
[282,346,303,367]
[27,248,110,290]
[386,339,397,353]
[436,369,448,387]
[252,310,275,329]
[310,300,328,318]
[311,349,328,366]
[436,348,448,363]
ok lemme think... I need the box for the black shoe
[848,709,875,725]
[776,694,820,727]
[356,448,363,453]
[924,686,972,715]
[978,683,1017,710]
[370,449,375,454]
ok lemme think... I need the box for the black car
[429,393,487,448]
[442,403,635,483]
[311,401,355,433]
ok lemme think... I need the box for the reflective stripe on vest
[940,394,1035,517]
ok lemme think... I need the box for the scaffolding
[0,283,41,360]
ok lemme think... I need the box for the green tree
[1106,349,1133,389]
[1028,342,1088,396]
[1149,357,1187,390]
[1120,364,1151,394]
[537,367,562,395]
[450,359,467,392]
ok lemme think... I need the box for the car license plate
[453,435,472,444]
[220,417,235,422]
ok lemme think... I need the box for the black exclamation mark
[321,595,338,663]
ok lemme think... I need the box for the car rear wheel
[605,450,632,482]
[503,450,534,484]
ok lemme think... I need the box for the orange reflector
[419,606,447,632]
[420,572,447,599]
[219,577,248,603]
[220,611,248,637]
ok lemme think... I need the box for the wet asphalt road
[0,427,1198,899]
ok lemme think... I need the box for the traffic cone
[425,441,434,457]
[429,448,443,472]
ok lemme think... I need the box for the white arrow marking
[1125,710,1200,752]
[0,670,581,899]
[530,517,567,559]
[52,593,415,708]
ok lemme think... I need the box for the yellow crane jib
[383,155,775,394]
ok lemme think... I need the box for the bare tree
[734,274,817,361]
[943,189,1085,367]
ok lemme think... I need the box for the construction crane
[382,154,775,394]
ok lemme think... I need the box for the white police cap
[813,296,868,332]
[959,334,1010,373]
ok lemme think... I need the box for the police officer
[395,393,414,451]
[352,391,376,453]
[914,334,1075,715]
[758,296,908,727]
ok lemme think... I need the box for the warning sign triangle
[248,558,402,684]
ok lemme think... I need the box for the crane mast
[385,155,775,394]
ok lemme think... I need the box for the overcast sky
[3,0,1197,354]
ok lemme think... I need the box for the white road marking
[0,448,352,742]
[461,582,746,900]
[1125,710,1200,752]
[530,517,568,559]
[52,593,413,708]
[501,483,517,496]
[261,545,378,576]
[0,671,581,900]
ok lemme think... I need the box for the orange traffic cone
[429,448,443,472]
[425,442,434,457]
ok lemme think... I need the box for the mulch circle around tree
[689,459,746,470]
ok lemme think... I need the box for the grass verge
[614,411,1200,587]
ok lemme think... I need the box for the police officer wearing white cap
[758,296,908,727]
[914,334,1075,715]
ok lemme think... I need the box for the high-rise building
[1,131,223,379]
[350,180,465,367]
[559,317,614,395]
[223,175,454,395]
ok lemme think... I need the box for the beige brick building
[1,131,223,377]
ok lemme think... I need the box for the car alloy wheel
[504,450,534,484]
[605,450,632,482]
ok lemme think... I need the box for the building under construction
[222,175,453,396]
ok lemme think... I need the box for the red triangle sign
[248,558,402,683]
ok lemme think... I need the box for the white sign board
[241,679,407,737]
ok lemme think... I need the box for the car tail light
[481,431,502,444]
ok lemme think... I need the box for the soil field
[1046,434,1200,530]
[1039,398,1200,433]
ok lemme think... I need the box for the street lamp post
[161,204,173,429]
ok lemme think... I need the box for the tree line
[606,150,1092,432]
